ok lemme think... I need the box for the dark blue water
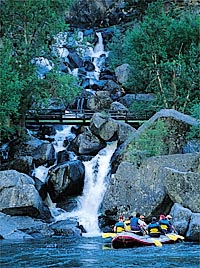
[1,236,199,268]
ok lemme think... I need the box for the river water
[1,236,199,268]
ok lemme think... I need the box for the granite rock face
[169,203,200,241]
[0,170,51,221]
[164,167,200,212]
[102,153,200,220]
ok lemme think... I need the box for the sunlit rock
[0,170,51,221]
[170,203,192,235]
[186,213,200,241]
[164,167,200,213]
[102,153,200,220]
[115,63,131,85]
[70,127,106,155]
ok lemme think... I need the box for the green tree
[0,41,22,140]
[108,1,200,113]
[0,0,81,142]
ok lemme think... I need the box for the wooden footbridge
[25,109,154,128]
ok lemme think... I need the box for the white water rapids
[54,140,117,236]
[33,125,117,236]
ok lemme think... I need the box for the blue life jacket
[130,217,140,231]
[159,219,170,233]
[148,222,162,235]
[114,221,125,232]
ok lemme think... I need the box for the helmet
[152,217,157,222]
[159,214,165,220]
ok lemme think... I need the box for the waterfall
[55,141,117,236]
[85,32,109,81]
[32,125,76,182]
[93,32,105,55]
[31,32,113,236]
[52,125,76,155]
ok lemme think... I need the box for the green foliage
[127,120,168,158]
[187,103,200,140]
[129,100,155,113]
[0,0,81,143]
[108,1,200,113]
[0,41,22,141]
[32,70,81,109]
[189,103,200,120]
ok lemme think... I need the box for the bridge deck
[25,109,154,127]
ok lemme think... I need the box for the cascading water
[32,31,113,236]
[52,125,76,156]
[55,141,117,236]
[32,125,76,183]
[77,141,117,235]
[85,32,109,81]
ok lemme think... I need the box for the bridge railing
[25,109,155,125]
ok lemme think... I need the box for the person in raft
[159,214,172,234]
[130,212,147,234]
[148,217,165,237]
[166,214,176,233]
[114,215,127,233]
[125,215,133,231]
[139,215,148,229]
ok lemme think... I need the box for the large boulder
[186,213,200,241]
[0,212,82,240]
[9,136,55,167]
[115,64,131,85]
[69,127,106,155]
[48,160,85,202]
[109,101,128,112]
[169,203,199,241]
[101,153,200,220]
[102,80,123,101]
[0,156,33,175]
[90,113,118,141]
[0,170,51,221]
[164,167,200,212]
[50,219,82,237]
[0,213,54,239]
[117,122,136,145]
[87,91,112,111]
[169,203,192,235]
[102,160,168,220]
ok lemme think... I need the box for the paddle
[165,233,178,241]
[165,233,184,241]
[151,239,162,247]
[175,234,185,240]
[102,233,117,239]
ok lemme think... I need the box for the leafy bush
[127,120,169,158]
